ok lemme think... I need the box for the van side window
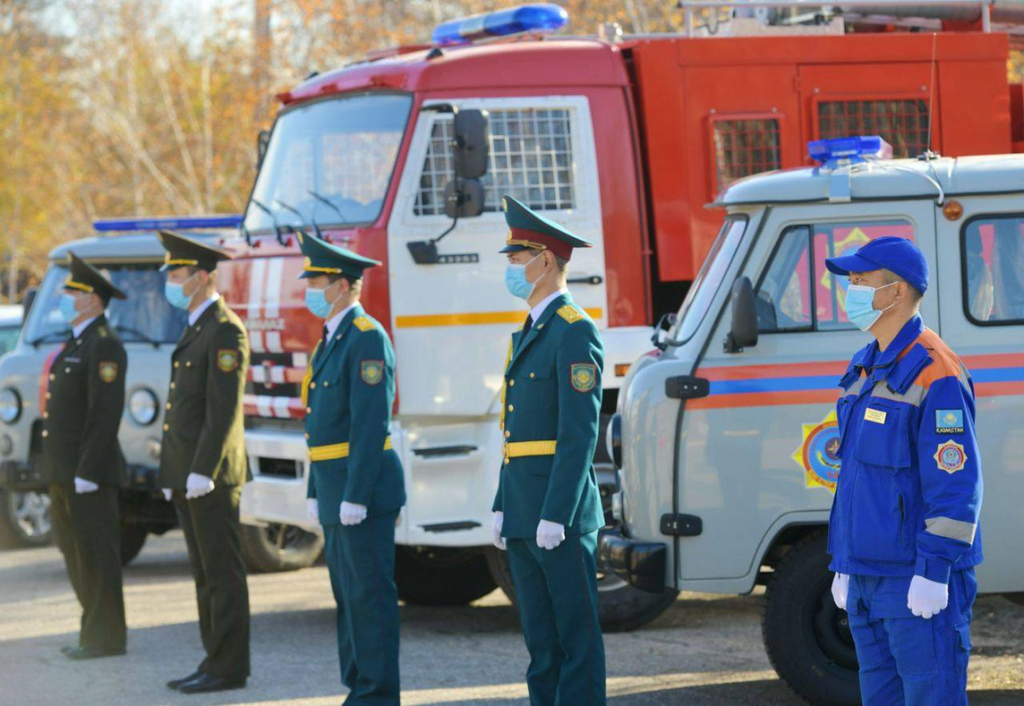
[414,108,576,216]
[962,215,1024,324]
[756,220,914,332]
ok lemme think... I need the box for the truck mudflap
[598,527,668,594]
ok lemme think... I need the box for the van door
[675,200,938,588]
[936,200,1024,593]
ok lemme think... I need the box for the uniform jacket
[39,316,127,487]
[491,292,605,538]
[828,315,984,584]
[159,298,249,489]
[303,305,405,523]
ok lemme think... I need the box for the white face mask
[844,281,898,331]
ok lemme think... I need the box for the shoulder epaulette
[556,305,583,324]
[353,316,375,332]
[219,314,229,323]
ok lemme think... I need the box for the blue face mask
[844,281,897,331]
[305,287,333,319]
[58,294,79,324]
[505,253,546,301]
[164,274,195,310]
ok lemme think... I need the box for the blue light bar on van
[92,215,244,232]
[808,136,893,167]
[432,4,569,47]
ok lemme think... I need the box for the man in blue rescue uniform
[298,231,405,705]
[491,196,606,705]
[826,236,983,705]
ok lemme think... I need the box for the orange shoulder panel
[911,328,967,389]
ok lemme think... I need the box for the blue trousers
[506,531,606,706]
[323,513,400,705]
[847,569,976,706]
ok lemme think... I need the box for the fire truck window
[962,215,1024,325]
[711,118,781,193]
[817,100,929,158]
[414,108,576,216]
[757,219,914,333]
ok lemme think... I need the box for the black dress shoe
[166,670,204,690]
[64,646,126,660]
[177,674,246,694]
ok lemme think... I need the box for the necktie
[521,314,533,339]
[321,326,329,348]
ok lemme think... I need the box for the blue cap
[825,236,929,294]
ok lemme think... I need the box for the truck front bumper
[0,460,43,490]
[598,528,668,594]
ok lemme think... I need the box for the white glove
[831,573,849,610]
[492,511,506,550]
[340,501,368,526]
[162,489,173,502]
[536,519,565,550]
[74,477,99,494]
[908,575,949,619]
[185,473,215,500]
[306,499,320,523]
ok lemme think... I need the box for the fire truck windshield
[244,92,413,233]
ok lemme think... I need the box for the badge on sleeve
[98,361,118,383]
[570,363,597,392]
[936,409,964,434]
[361,360,384,385]
[934,440,967,474]
[217,349,239,373]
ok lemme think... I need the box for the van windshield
[671,216,748,344]
[243,92,413,233]
[24,264,187,345]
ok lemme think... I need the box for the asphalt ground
[1,531,1022,705]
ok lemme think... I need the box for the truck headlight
[128,388,159,426]
[0,388,22,424]
[606,412,622,469]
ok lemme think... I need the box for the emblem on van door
[791,411,841,493]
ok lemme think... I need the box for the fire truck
[220,4,1024,628]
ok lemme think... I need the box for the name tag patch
[936,409,964,434]
[864,408,887,424]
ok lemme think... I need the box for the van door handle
[567,275,603,285]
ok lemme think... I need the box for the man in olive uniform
[157,230,251,694]
[298,231,406,705]
[491,196,607,705]
[41,252,128,660]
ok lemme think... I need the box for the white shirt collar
[529,287,569,325]
[325,304,357,340]
[188,293,220,327]
[72,316,99,340]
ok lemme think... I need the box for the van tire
[485,546,678,633]
[395,546,497,606]
[120,524,147,566]
[762,530,860,706]
[240,522,324,573]
[0,489,52,548]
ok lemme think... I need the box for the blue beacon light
[432,4,569,47]
[93,215,244,232]
[808,135,893,168]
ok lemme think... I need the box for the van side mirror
[452,109,489,179]
[724,276,758,353]
[256,129,270,170]
[651,312,678,350]
[444,178,485,219]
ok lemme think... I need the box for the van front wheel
[762,530,860,706]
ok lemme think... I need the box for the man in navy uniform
[158,230,251,694]
[298,231,406,705]
[491,195,607,705]
[826,236,983,705]
[40,253,128,660]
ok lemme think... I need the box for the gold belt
[309,437,392,462]
[503,440,557,465]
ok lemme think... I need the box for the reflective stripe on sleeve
[924,516,977,544]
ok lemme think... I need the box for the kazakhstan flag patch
[936,409,964,434]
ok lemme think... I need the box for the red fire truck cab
[218,7,1022,628]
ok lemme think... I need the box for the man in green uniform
[491,196,607,705]
[157,230,251,695]
[298,231,406,705]
[41,252,128,660]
